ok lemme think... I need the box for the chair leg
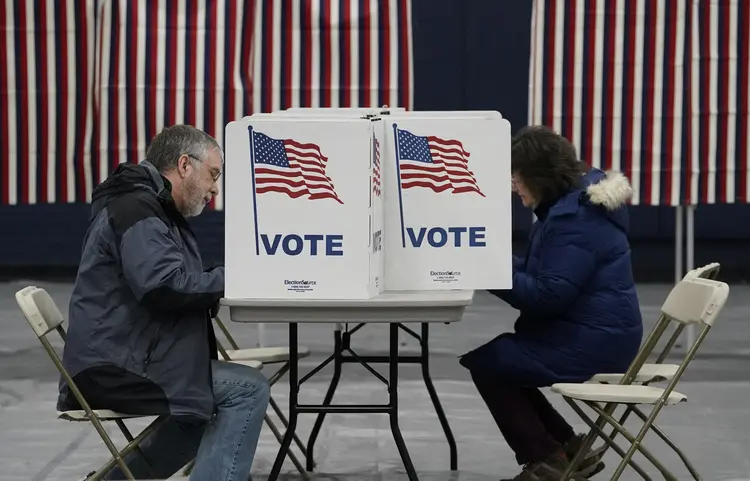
[114,419,158,479]
[86,416,137,480]
[564,398,653,480]
[559,399,624,480]
[630,406,702,480]
[89,416,168,481]
[586,401,680,481]
[182,458,196,476]
[582,403,635,464]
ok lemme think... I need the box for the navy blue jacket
[460,168,643,386]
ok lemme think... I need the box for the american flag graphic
[250,128,343,204]
[528,0,750,205]
[394,126,485,197]
[372,133,381,197]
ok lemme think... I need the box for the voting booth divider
[224,108,513,299]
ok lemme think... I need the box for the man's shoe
[564,433,607,478]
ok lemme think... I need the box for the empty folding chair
[553,276,730,481]
[16,286,168,481]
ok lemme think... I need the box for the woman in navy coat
[459,126,643,481]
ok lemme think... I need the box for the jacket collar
[533,189,583,220]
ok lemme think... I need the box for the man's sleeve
[113,196,225,313]
[489,217,596,316]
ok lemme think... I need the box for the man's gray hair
[146,124,223,173]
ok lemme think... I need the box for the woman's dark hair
[511,125,585,204]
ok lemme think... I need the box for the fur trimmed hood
[586,170,633,210]
[579,167,632,233]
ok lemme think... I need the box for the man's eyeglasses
[187,154,222,183]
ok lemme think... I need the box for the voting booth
[382,114,512,290]
[224,109,512,298]
[224,117,385,299]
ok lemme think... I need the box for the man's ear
[177,155,190,179]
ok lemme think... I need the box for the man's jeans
[107,360,270,480]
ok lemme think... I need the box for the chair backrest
[683,262,721,281]
[645,276,730,403]
[15,286,102,417]
[618,262,723,385]
[661,276,729,327]
[16,286,65,338]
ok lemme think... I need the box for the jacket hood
[90,161,170,220]
[582,167,632,232]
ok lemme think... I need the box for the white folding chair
[553,276,730,481]
[16,286,169,481]
[574,263,721,476]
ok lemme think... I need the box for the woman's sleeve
[493,217,597,315]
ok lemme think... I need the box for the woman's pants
[471,371,576,465]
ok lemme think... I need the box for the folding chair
[553,275,730,481]
[15,286,168,481]
[572,263,722,476]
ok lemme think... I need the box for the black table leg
[389,323,418,481]
[268,323,299,481]
[420,323,458,471]
[305,326,343,471]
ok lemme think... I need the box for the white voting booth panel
[383,115,513,290]
[282,107,407,115]
[244,110,513,291]
[224,117,385,299]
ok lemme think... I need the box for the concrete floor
[1,281,749,480]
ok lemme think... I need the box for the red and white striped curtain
[252,0,414,113]
[0,0,98,205]
[95,0,257,211]
[0,0,414,207]
[528,0,750,206]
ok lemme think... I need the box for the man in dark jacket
[58,125,269,480]
[459,126,643,481]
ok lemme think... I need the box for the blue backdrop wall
[2,0,750,281]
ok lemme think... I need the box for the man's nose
[210,183,219,197]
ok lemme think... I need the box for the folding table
[221,289,474,481]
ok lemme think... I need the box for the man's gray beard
[182,175,206,218]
